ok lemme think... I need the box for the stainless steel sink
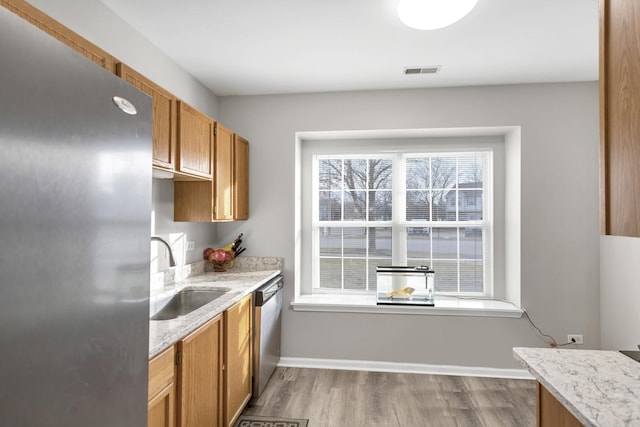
[150,287,230,321]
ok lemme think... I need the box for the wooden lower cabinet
[177,313,224,427]
[224,294,253,427]
[537,382,583,427]
[148,346,177,427]
[153,296,253,427]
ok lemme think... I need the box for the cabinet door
[177,314,223,427]
[176,101,214,180]
[214,124,235,221]
[117,63,176,171]
[174,181,215,222]
[600,0,640,236]
[537,382,582,427]
[224,294,253,427]
[0,0,116,72]
[148,347,176,427]
[234,135,249,220]
[149,387,176,427]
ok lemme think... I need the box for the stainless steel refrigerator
[0,7,152,426]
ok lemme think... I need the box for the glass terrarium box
[376,266,435,306]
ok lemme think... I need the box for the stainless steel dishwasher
[252,275,283,397]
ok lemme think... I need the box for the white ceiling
[98,0,599,97]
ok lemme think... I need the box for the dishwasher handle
[254,276,283,306]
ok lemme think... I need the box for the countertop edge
[149,270,281,359]
[513,347,594,427]
[513,347,640,427]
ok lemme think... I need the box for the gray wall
[600,236,640,350]
[151,179,217,269]
[218,83,601,369]
[28,0,220,269]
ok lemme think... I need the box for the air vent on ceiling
[403,66,441,75]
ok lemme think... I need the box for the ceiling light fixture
[397,0,478,30]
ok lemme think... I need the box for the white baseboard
[277,357,534,380]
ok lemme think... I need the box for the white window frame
[311,153,395,294]
[310,150,493,297]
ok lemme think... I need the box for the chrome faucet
[151,236,177,267]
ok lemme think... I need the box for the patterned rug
[234,415,309,427]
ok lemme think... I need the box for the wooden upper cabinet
[177,314,224,427]
[224,294,253,427]
[0,0,116,73]
[176,101,214,180]
[174,129,250,222]
[174,180,214,222]
[117,63,176,171]
[215,124,235,221]
[234,135,250,220]
[600,0,640,236]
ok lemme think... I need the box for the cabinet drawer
[149,346,175,400]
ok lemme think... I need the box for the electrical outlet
[568,334,583,345]
[186,241,195,251]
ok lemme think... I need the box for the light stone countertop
[149,269,281,358]
[513,347,640,427]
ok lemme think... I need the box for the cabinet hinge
[176,350,182,365]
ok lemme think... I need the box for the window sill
[290,294,523,318]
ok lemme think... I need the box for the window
[312,151,492,296]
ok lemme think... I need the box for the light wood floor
[244,367,536,427]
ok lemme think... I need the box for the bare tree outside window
[406,157,458,221]
[317,158,393,291]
